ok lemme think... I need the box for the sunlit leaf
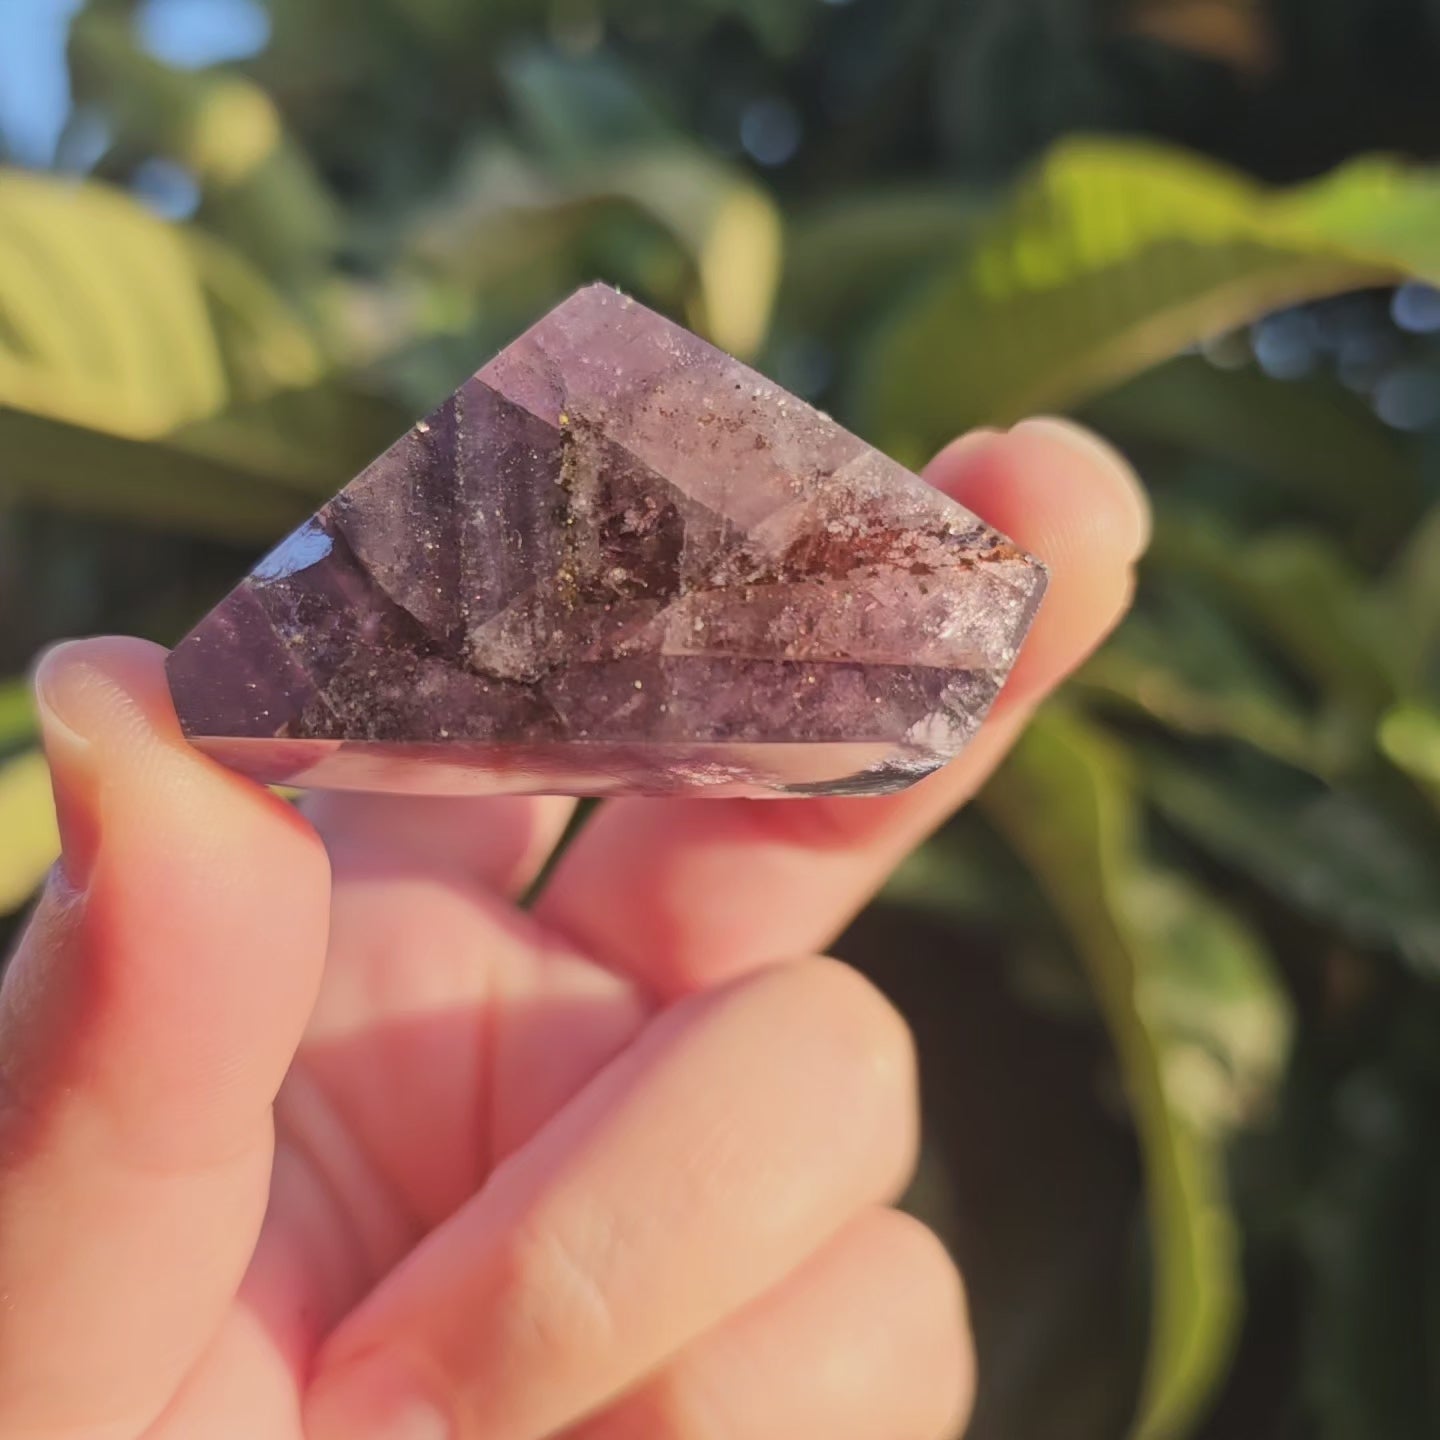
[0,166,412,537]
[413,141,783,357]
[985,706,1289,1440]
[0,169,224,435]
[0,750,58,915]
[0,166,325,440]
[857,140,1440,455]
[619,152,783,358]
[1379,705,1440,806]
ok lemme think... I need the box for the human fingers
[0,639,331,1438]
[304,958,918,1440]
[304,792,576,900]
[536,419,1149,997]
[558,1207,972,1440]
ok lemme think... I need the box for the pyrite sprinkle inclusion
[166,284,1048,798]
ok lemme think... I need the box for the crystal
[166,284,1047,799]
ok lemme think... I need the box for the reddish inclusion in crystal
[166,285,1047,798]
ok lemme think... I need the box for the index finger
[534,419,1150,998]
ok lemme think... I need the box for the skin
[0,419,1148,1440]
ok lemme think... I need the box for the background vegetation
[2,1,1440,1436]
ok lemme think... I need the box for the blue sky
[0,0,270,166]
[0,0,84,166]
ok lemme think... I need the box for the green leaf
[985,706,1289,1440]
[413,141,783,358]
[1379,706,1440,807]
[1152,512,1403,713]
[0,679,36,753]
[0,166,412,537]
[1386,503,1440,694]
[856,140,1440,455]
[610,150,784,359]
[501,46,674,164]
[1146,754,1440,975]
[1083,359,1422,552]
[1299,1027,1440,1440]
[0,750,58,915]
[0,380,407,541]
[1077,595,1336,775]
[781,188,986,337]
[0,166,325,436]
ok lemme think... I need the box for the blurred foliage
[858,143,1440,457]
[2,1,1440,1437]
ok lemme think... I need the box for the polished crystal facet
[166,284,1047,798]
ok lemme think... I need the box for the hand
[0,420,1147,1440]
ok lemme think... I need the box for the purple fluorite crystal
[166,285,1047,798]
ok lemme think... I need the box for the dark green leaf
[1084,359,1422,553]
[1378,706,1440,808]
[1078,595,1336,775]
[985,706,1289,1440]
[1146,755,1440,975]
[0,680,36,753]
[1152,513,1402,713]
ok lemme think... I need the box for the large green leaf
[1083,359,1422,553]
[985,707,1290,1440]
[843,901,1146,1440]
[1147,755,1440,975]
[857,140,1440,457]
[1077,592,1338,775]
[0,165,326,436]
[0,167,407,537]
[0,750,58,915]
[611,151,783,358]
[1152,512,1403,714]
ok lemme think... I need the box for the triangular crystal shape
[167,284,1047,798]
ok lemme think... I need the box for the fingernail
[1014,417,1153,559]
[306,1354,454,1440]
[32,643,103,891]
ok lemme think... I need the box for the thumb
[0,638,330,1438]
